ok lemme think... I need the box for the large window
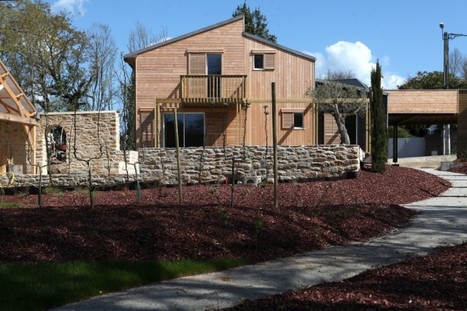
[163,113,205,147]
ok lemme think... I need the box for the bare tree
[127,21,168,52]
[309,74,368,144]
[450,48,464,78]
[120,22,168,150]
[87,24,118,111]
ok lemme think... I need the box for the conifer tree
[370,62,387,173]
[232,2,277,42]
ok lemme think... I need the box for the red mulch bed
[226,242,467,310]
[225,165,467,311]
[0,165,459,309]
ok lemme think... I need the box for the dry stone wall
[139,145,362,185]
[2,145,361,189]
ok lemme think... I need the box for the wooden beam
[0,112,37,125]
[249,98,313,104]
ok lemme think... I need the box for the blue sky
[45,0,467,89]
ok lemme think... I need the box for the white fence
[388,137,425,158]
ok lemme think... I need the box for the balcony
[180,75,247,105]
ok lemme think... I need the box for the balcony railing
[180,75,246,104]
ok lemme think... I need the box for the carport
[0,60,37,174]
[386,89,465,162]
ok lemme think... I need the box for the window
[252,51,275,70]
[293,112,304,128]
[254,54,264,69]
[188,52,222,97]
[163,113,205,147]
[281,109,305,129]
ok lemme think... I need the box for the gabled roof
[316,78,369,91]
[334,78,369,90]
[123,15,316,67]
[124,16,245,67]
[0,60,36,125]
[242,32,315,62]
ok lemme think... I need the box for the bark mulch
[0,165,461,309]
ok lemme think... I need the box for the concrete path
[53,169,467,311]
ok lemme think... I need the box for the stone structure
[35,111,138,176]
[1,145,361,189]
[139,145,362,185]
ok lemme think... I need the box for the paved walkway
[53,169,467,311]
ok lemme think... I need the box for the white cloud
[51,0,87,17]
[306,41,406,89]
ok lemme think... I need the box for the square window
[281,111,305,129]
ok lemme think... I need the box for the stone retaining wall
[139,145,362,185]
[1,145,361,189]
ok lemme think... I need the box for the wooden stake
[271,82,278,209]
[174,109,183,204]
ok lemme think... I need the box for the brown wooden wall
[133,16,316,148]
[386,90,458,114]
[322,113,340,145]
[244,38,314,100]
[457,90,467,155]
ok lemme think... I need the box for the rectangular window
[281,109,305,129]
[252,52,275,70]
[293,112,304,128]
[254,54,264,69]
[188,53,222,98]
[163,113,205,147]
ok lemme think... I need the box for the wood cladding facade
[457,90,467,154]
[125,16,467,155]
[125,16,316,148]
[386,90,458,114]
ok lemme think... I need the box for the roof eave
[242,32,316,62]
[123,15,245,63]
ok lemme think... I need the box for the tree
[0,0,117,112]
[309,75,368,144]
[370,62,387,173]
[121,22,167,150]
[449,48,464,78]
[399,71,466,89]
[87,24,118,111]
[232,2,277,42]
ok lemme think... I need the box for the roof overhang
[388,113,458,125]
[0,60,37,125]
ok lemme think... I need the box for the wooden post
[155,100,159,147]
[271,82,278,209]
[174,109,183,204]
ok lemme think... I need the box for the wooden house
[124,16,316,148]
[0,60,37,175]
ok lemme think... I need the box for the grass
[0,258,245,311]
[0,202,22,208]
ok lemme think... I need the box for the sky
[44,0,467,89]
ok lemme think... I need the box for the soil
[0,165,461,310]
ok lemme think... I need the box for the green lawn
[0,259,245,311]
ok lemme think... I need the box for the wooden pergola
[0,60,37,174]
